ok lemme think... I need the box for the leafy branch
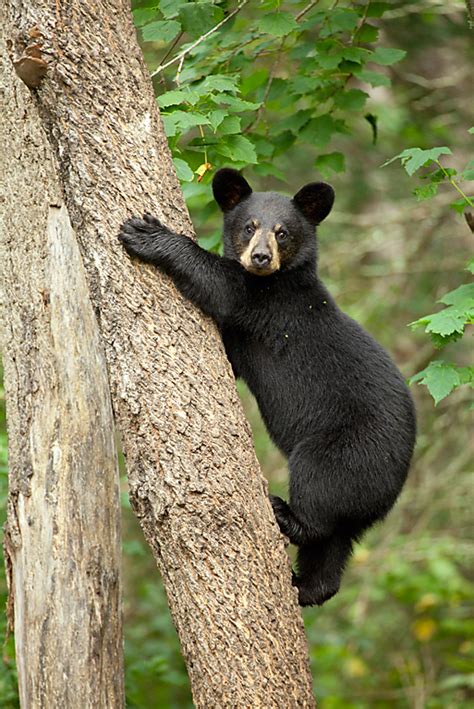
[150,1,250,79]
[384,131,474,405]
[135,1,408,184]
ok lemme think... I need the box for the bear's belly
[221,327,318,454]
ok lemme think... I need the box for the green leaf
[133,8,160,27]
[161,110,210,137]
[198,74,239,95]
[371,47,407,66]
[157,89,201,108]
[216,95,261,112]
[328,9,359,32]
[409,282,474,349]
[274,110,312,135]
[366,2,390,17]
[357,24,379,43]
[161,113,178,137]
[217,135,257,164]
[315,51,343,70]
[253,163,286,180]
[467,258,474,275]
[300,115,345,149]
[426,310,468,337]
[340,47,372,63]
[288,75,324,95]
[335,89,368,111]
[259,0,282,10]
[439,283,474,310]
[460,167,474,181]
[141,20,181,43]
[468,127,474,134]
[178,3,224,38]
[458,366,474,386]
[382,147,453,176]
[413,183,439,201]
[450,196,474,213]
[241,69,268,96]
[355,69,391,87]
[314,152,345,178]
[207,109,227,131]
[410,361,461,405]
[410,309,466,338]
[218,115,241,135]
[257,12,299,37]
[159,0,181,19]
[428,166,457,183]
[173,157,194,182]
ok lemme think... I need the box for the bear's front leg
[118,213,246,324]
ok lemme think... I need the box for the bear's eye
[244,224,254,236]
[276,228,289,243]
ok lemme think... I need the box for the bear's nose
[251,251,271,268]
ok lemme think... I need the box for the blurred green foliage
[1,1,473,707]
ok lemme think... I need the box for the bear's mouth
[239,228,281,275]
[242,261,279,276]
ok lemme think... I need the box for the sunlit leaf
[383,147,452,176]
[371,47,407,65]
[328,8,359,32]
[355,69,391,87]
[178,3,224,38]
[141,20,181,43]
[217,135,258,164]
[409,361,461,405]
[157,89,201,108]
[133,8,160,27]
[173,157,194,182]
[257,12,299,37]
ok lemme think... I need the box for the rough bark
[2,1,315,706]
[0,27,124,708]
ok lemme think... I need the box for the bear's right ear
[212,168,253,212]
[292,182,335,225]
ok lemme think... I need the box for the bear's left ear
[292,182,335,225]
[212,168,253,212]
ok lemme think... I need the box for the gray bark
[0,28,124,708]
[1,0,315,706]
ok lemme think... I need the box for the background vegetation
[1,1,472,706]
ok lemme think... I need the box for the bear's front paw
[118,213,171,261]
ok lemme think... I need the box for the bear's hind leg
[296,534,353,606]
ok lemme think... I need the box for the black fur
[118,169,416,606]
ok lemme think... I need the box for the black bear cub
[119,168,416,606]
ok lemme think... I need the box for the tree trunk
[0,24,124,709]
[1,1,315,706]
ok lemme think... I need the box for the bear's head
[212,168,334,276]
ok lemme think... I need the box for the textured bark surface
[2,1,315,706]
[0,29,124,708]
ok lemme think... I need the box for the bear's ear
[292,182,335,225]
[212,168,253,212]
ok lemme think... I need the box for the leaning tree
[0,1,314,705]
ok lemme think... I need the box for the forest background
[0,0,472,707]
